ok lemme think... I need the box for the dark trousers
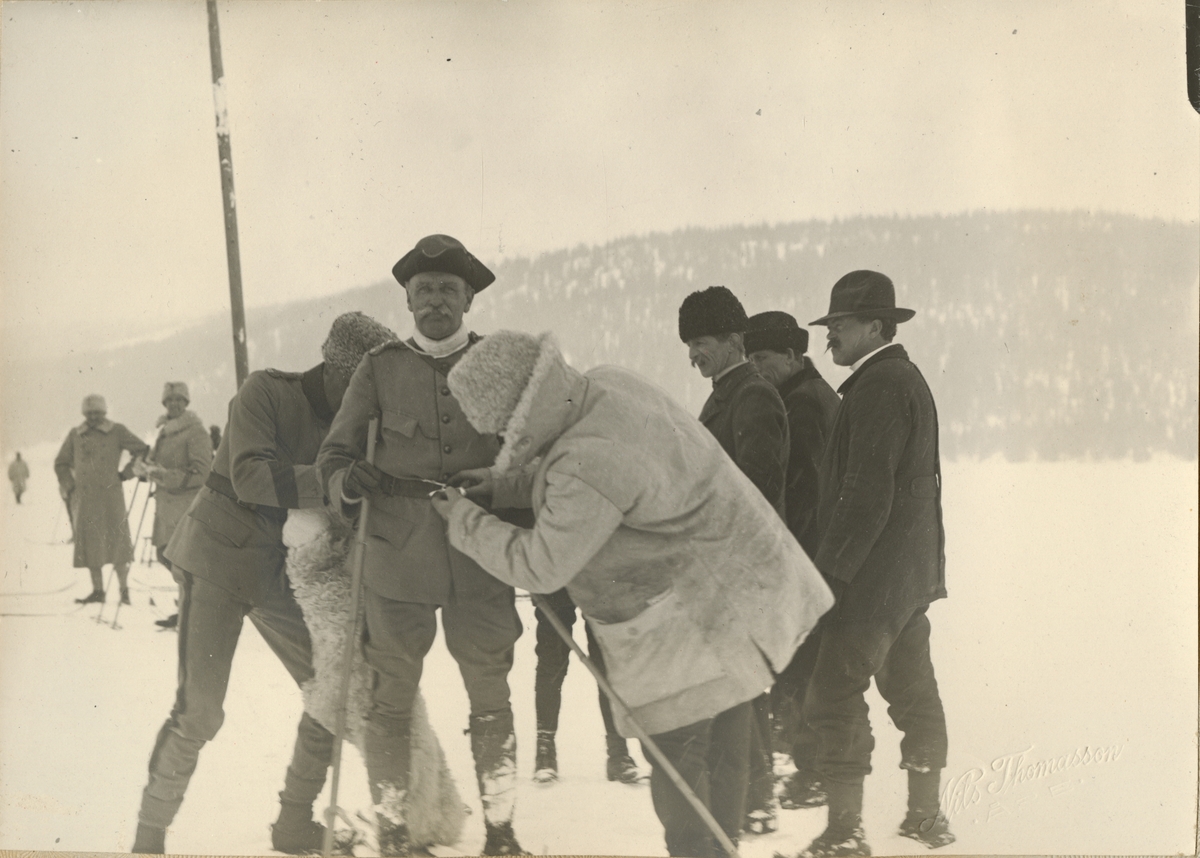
[643,700,753,858]
[361,588,522,814]
[804,606,947,785]
[138,570,333,828]
[533,588,620,740]
[771,629,822,771]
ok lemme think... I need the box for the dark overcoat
[166,365,332,603]
[814,345,947,619]
[697,361,789,515]
[317,336,511,605]
[54,420,149,568]
[778,360,841,556]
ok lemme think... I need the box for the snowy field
[0,444,1195,856]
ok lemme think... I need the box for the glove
[119,463,136,482]
[342,460,385,500]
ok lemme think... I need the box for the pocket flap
[381,409,419,438]
[189,495,253,547]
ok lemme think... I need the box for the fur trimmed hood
[156,409,204,437]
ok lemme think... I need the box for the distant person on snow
[430,330,832,858]
[131,382,213,631]
[785,271,953,858]
[742,310,840,813]
[678,286,790,837]
[54,394,150,606]
[8,452,30,503]
[130,313,396,856]
[209,424,221,452]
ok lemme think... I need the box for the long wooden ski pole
[323,417,378,858]
[530,591,743,858]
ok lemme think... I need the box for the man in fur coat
[678,286,790,835]
[132,381,214,629]
[788,271,953,858]
[430,330,833,858]
[55,394,150,605]
[130,312,396,856]
[316,235,525,857]
[743,311,841,813]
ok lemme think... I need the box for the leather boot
[604,734,640,784]
[470,711,521,849]
[533,730,557,783]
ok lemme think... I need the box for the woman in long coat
[136,382,213,628]
[55,394,149,604]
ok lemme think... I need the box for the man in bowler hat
[785,271,953,857]
[743,311,840,813]
[678,286,790,836]
[317,235,525,856]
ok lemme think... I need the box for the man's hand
[131,457,151,480]
[448,468,493,502]
[429,485,465,521]
[343,460,385,500]
[119,462,136,481]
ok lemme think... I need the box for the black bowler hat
[744,311,809,355]
[810,270,915,326]
[392,234,496,292]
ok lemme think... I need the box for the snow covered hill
[1,446,1195,856]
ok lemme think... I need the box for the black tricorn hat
[392,234,496,292]
[678,286,748,342]
[744,311,809,355]
[810,270,915,326]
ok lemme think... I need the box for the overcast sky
[1,0,1196,358]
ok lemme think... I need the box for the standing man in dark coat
[131,313,396,856]
[789,271,952,858]
[743,311,840,812]
[317,235,525,857]
[8,452,30,503]
[54,394,150,605]
[678,286,789,836]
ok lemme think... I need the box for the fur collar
[156,409,203,436]
[78,419,114,434]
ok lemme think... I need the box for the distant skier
[54,394,149,605]
[209,424,221,452]
[131,382,213,630]
[130,313,396,856]
[8,452,30,503]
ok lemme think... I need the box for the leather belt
[377,472,448,499]
[204,471,285,521]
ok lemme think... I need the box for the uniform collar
[710,361,757,398]
[302,364,335,422]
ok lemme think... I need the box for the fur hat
[744,311,809,355]
[678,286,748,342]
[392,234,496,293]
[322,312,397,377]
[81,394,106,414]
[810,270,915,325]
[161,382,190,404]
[448,330,548,436]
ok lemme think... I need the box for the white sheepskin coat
[283,506,466,848]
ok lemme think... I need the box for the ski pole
[530,591,743,858]
[111,488,153,630]
[323,417,378,858]
[97,480,141,624]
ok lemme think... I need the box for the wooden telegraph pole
[205,0,249,388]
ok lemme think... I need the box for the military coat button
[443,445,452,454]
[441,414,451,424]
[441,386,451,396]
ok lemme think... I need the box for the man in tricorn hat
[742,311,840,813]
[54,394,150,605]
[784,271,953,858]
[678,286,789,836]
[317,235,526,856]
[131,312,396,855]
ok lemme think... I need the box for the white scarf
[411,323,470,358]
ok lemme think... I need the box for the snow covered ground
[1,444,1195,856]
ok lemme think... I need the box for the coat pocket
[381,409,419,439]
[589,588,728,710]
[188,495,253,548]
